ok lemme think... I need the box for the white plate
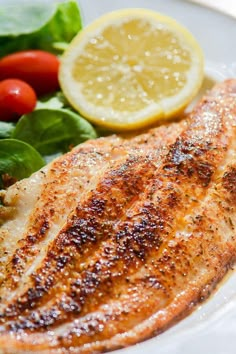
[78,1,236,354]
[1,1,236,353]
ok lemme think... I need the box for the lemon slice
[59,9,204,130]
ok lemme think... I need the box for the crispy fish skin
[0,80,236,353]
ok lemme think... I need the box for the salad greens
[0,139,45,189]
[12,108,97,155]
[0,3,56,37]
[36,92,69,110]
[0,0,82,56]
[0,121,15,139]
[0,101,97,186]
[0,0,100,187]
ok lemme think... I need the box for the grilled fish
[0,80,236,353]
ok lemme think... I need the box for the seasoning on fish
[0,80,236,353]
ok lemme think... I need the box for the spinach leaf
[0,121,15,139]
[36,94,65,110]
[39,0,83,51]
[36,91,72,110]
[0,0,82,56]
[0,2,56,37]
[36,91,73,111]
[0,139,45,188]
[12,108,97,155]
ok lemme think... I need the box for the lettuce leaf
[0,121,15,139]
[0,0,82,57]
[12,108,97,155]
[0,2,56,37]
[0,139,45,188]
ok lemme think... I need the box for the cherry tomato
[0,79,37,121]
[0,50,60,96]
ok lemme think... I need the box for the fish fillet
[0,80,236,353]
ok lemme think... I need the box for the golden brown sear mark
[0,80,236,353]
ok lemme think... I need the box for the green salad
[0,0,98,188]
[0,0,82,55]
